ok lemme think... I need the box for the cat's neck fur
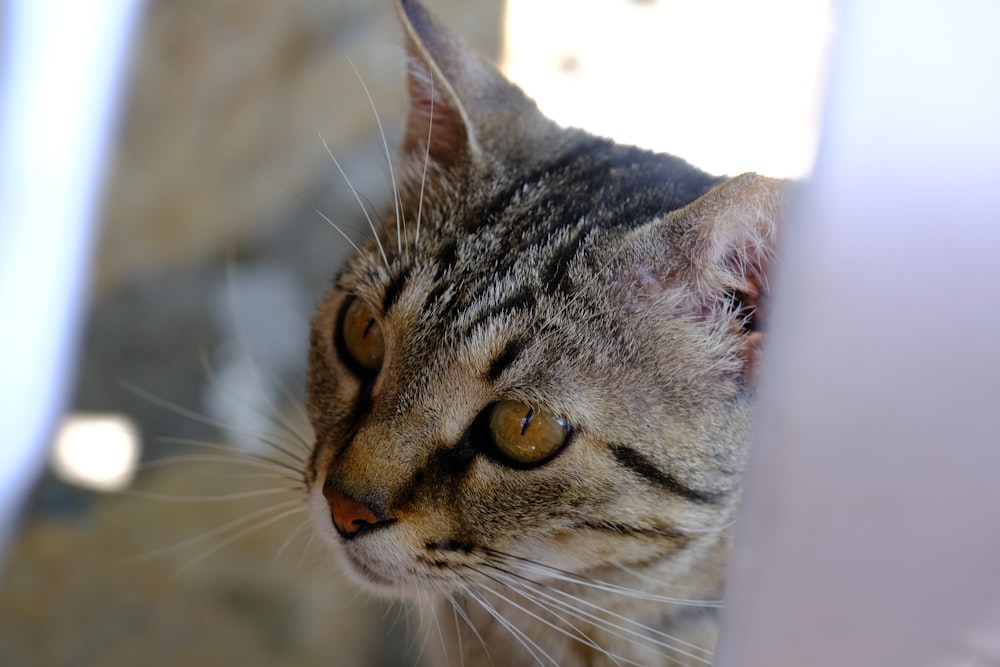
[425,531,732,666]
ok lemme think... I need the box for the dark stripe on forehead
[411,139,722,335]
[540,223,593,295]
[480,139,711,241]
[423,280,454,317]
[460,287,536,338]
[381,267,410,315]
[487,338,523,382]
[419,241,459,316]
[435,240,458,279]
[609,443,723,505]
[471,135,611,232]
[462,144,716,303]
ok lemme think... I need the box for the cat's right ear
[396,0,476,169]
[396,0,556,175]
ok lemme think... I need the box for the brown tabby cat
[306,1,788,664]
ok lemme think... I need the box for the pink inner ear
[729,248,768,381]
[403,55,470,167]
[696,174,786,294]
[743,268,765,314]
[694,174,788,381]
[717,284,765,383]
[626,261,766,382]
[741,330,765,383]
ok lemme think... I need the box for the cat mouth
[342,527,490,593]
[340,542,463,594]
[341,549,400,588]
[308,487,405,586]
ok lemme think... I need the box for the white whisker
[225,471,304,484]
[121,486,298,503]
[138,451,300,478]
[121,381,306,464]
[445,589,492,665]
[429,586,451,667]
[154,432,302,466]
[383,598,403,630]
[415,72,434,249]
[488,549,723,608]
[320,131,389,269]
[296,530,323,569]
[255,365,314,448]
[458,577,557,667]
[471,566,629,666]
[171,504,305,576]
[312,205,365,256]
[409,589,426,655]
[488,570,692,666]
[483,560,713,664]
[121,499,303,564]
[271,516,313,565]
[412,590,433,667]
[221,256,289,438]
[346,58,404,258]
[444,590,465,667]
[402,594,414,655]
[539,588,713,662]
[195,345,312,457]
[681,515,739,535]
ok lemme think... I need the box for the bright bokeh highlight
[50,414,142,492]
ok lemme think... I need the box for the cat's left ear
[628,173,791,378]
[681,173,787,300]
[684,173,790,377]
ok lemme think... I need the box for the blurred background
[0,0,827,665]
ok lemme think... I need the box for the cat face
[306,0,786,611]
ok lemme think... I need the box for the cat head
[305,0,788,599]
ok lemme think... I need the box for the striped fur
[305,1,790,664]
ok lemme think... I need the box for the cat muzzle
[322,480,394,539]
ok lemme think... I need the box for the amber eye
[340,297,385,372]
[487,400,571,465]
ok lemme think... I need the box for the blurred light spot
[50,413,141,492]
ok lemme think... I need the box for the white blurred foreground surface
[0,0,143,553]
[716,1,1000,665]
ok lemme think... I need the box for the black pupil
[519,407,534,436]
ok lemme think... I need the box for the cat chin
[337,552,401,592]
[338,550,459,603]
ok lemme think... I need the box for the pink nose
[322,481,383,537]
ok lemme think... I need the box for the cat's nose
[322,479,391,538]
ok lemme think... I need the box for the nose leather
[322,481,382,538]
